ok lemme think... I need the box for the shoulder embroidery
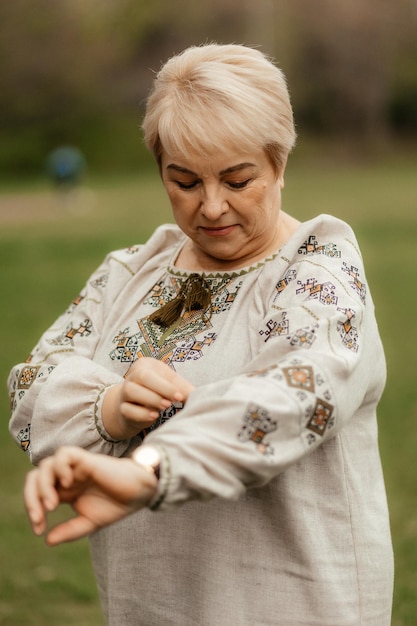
[296,278,338,306]
[47,318,92,346]
[298,235,341,258]
[273,269,297,302]
[341,263,367,303]
[337,307,359,352]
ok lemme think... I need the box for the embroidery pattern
[337,308,359,352]
[17,424,31,454]
[238,404,278,455]
[306,398,334,436]
[242,358,336,449]
[273,269,297,301]
[282,365,315,392]
[342,263,366,303]
[298,235,341,258]
[259,313,289,342]
[139,402,184,441]
[288,325,318,348]
[110,275,242,370]
[296,278,338,306]
[126,245,140,255]
[17,365,40,390]
[48,318,92,346]
[90,274,108,289]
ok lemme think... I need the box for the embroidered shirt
[8,214,393,626]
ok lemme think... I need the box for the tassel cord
[149,274,213,328]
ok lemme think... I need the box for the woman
[10,43,393,625]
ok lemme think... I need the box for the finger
[46,515,98,546]
[34,458,61,511]
[122,380,173,411]
[24,470,48,535]
[52,446,89,488]
[127,362,185,402]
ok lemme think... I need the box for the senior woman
[10,43,393,625]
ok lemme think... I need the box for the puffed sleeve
[8,250,134,464]
[144,217,386,510]
[8,224,187,465]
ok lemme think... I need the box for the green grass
[1,152,417,624]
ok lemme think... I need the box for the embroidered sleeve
[7,249,137,464]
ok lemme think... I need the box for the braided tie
[149,274,212,328]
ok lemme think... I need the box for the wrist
[101,383,123,438]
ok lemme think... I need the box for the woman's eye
[176,180,199,190]
[228,179,251,190]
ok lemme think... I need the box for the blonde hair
[142,43,296,173]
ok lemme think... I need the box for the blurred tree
[285,0,403,137]
[0,0,122,174]
[0,0,415,176]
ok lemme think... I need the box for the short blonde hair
[142,43,296,173]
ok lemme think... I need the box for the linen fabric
[8,214,393,625]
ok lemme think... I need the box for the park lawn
[0,153,416,625]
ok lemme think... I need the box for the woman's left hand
[102,357,195,440]
[24,446,158,545]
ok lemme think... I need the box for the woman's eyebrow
[166,164,197,175]
[219,163,256,175]
[166,163,256,176]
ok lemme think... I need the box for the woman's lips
[200,225,236,237]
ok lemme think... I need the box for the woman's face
[161,148,287,270]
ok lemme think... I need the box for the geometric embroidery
[110,310,217,369]
[90,274,108,289]
[144,278,179,309]
[288,326,317,349]
[306,398,334,436]
[110,328,140,363]
[341,263,366,303]
[259,313,289,342]
[297,235,341,258]
[296,278,338,306]
[273,269,297,300]
[139,402,184,441]
[171,334,217,363]
[17,365,40,389]
[48,318,92,346]
[238,404,277,455]
[337,308,359,352]
[125,245,140,255]
[282,365,315,392]
[110,275,242,371]
[17,424,31,453]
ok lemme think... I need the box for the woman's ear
[276,156,288,189]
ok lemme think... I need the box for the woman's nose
[200,189,228,220]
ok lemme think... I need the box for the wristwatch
[131,445,161,480]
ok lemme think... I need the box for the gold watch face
[132,446,161,470]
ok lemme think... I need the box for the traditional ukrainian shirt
[8,215,393,626]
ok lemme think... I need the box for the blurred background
[0,0,416,624]
[0,0,416,178]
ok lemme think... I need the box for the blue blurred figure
[47,146,86,186]
[46,146,88,211]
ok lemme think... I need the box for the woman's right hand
[102,358,195,440]
[24,446,158,545]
